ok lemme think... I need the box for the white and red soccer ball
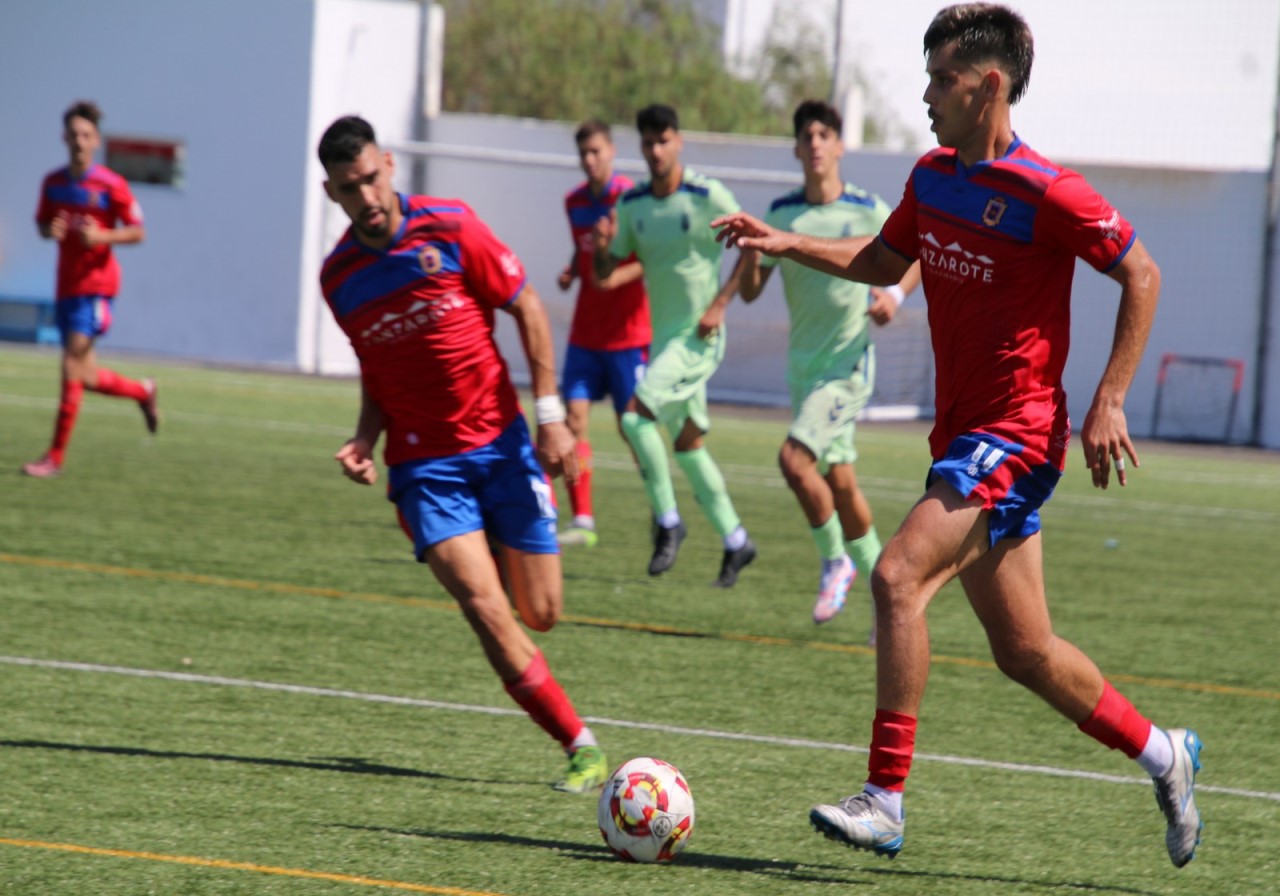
[597,756,695,863]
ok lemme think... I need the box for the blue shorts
[388,416,559,560]
[927,432,1062,548]
[56,295,114,344]
[561,343,647,415]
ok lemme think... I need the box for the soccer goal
[1150,353,1245,443]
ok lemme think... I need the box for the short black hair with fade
[923,3,1034,105]
[792,99,843,138]
[63,100,102,130]
[636,104,679,135]
[575,118,612,144]
[318,115,378,168]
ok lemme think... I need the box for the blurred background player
[554,119,650,548]
[714,3,1201,869]
[24,100,157,478]
[318,116,607,793]
[594,103,756,587]
[739,99,918,636]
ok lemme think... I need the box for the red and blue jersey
[879,137,1135,463]
[564,175,650,351]
[36,164,143,299]
[321,194,528,465]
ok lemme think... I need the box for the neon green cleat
[556,525,599,548]
[554,745,608,793]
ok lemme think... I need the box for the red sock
[1077,680,1151,758]
[92,368,149,400]
[502,650,585,750]
[867,708,917,791]
[48,379,84,466]
[567,439,593,519]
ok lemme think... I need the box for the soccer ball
[597,757,695,863]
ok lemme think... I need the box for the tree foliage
[437,0,826,137]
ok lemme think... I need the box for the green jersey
[762,183,891,381]
[611,168,740,347]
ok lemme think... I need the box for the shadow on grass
[0,739,505,786]
[335,824,1160,893]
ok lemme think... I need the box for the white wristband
[883,284,905,307]
[534,394,566,425]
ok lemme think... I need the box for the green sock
[847,526,883,578]
[621,412,676,517]
[674,447,740,538]
[811,514,846,562]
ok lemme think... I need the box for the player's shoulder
[677,168,719,199]
[564,180,592,205]
[837,182,882,208]
[405,194,472,218]
[41,165,70,186]
[984,139,1073,195]
[767,186,807,214]
[619,180,654,205]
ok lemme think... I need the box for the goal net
[1150,353,1244,443]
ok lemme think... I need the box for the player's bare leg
[558,398,598,547]
[779,438,853,623]
[426,531,604,791]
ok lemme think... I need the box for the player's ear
[383,150,395,175]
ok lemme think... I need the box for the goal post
[1150,353,1245,443]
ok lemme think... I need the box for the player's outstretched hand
[335,438,378,486]
[536,420,579,485]
[710,211,795,255]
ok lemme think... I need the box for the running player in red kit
[24,101,157,478]
[554,119,650,547]
[713,3,1201,869]
[318,116,607,793]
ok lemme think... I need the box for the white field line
[4,655,1276,804]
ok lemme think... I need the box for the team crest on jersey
[981,196,1008,227]
[418,245,443,275]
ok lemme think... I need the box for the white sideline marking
[4,655,1277,803]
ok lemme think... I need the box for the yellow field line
[0,837,510,895]
[4,552,1277,702]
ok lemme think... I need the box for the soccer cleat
[713,537,757,588]
[21,456,62,478]
[648,521,687,576]
[139,378,159,434]
[813,554,856,623]
[1153,728,1203,867]
[554,745,608,793]
[556,525,599,548]
[810,792,904,858]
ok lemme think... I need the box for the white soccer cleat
[1153,727,1203,867]
[813,554,855,624]
[809,792,904,858]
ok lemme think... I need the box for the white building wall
[0,0,420,373]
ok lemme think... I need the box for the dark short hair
[318,115,377,168]
[792,99,842,138]
[636,104,679,135]
[575,118,612,144]
[63,100,102,130]
[923,3,1034,104]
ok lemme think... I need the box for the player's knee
[990,639,1052,687]
[513,584,562,633]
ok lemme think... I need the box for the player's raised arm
[713,212,903,287]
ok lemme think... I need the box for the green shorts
[788,347,874,469]
[633,327,726,437]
